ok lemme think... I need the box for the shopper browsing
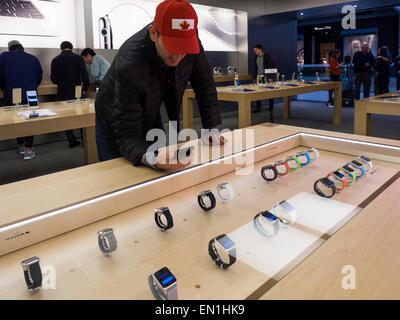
[374,47,390,95]
[352,43,375,99]
[0,40,43,160]
[95,0,225,171]
[80,48,110,86]
[328,49,344,108]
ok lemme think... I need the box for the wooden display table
[0,124,399,299]
[183,81,342,129]
[0,100,97,164]
[354,91,400,136]
[0,84,57,99]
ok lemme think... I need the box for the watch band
[271,201,296,225]
[314,177,337,198]
[285,156,301,172]
[296,151,311,167]
[348,162,365,179]
[261,164,279,182]
[253,212,280,238]
[21,257,42,291]
[338,167,357,185]
[97,228,117,256]
[208,236,236,270]
[216,183,234,202]
[154,207,174,230]
[358,156,373,172]
[198,190,217,211]
[148,270,178,300]
[326,172,347,191]
[274,160,290,176]
[306,148,320,161]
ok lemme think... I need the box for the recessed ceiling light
[354,4,357,8]
[300,12,304,15]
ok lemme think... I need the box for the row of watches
[261,148,319,182]
[314,155,373,198]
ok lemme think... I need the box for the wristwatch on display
[154,207,174,230]
[326,170,347,191]
[21,257,42,291]
[271,200,296,225]
[273,160,290,176]
[339,165,357,185]
[295,151,311,167]
[216,183,234,202]
[253,211,280,238]
[357,155,373,172]
[261,164,279,182]
[97,228,117,256]
[198,190,217,211]
[208,234,236,270]
[305,148,320,161]
[314,177,337,198]
[148,267,178,300]
[348,160,365,178]
[285,156,301,172]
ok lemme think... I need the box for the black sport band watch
[21,257,42,291]
[154,207,174,230]
[208,234,236,270]
[198,190,217,211]
[261,164,279,182]
[314,177,337,198]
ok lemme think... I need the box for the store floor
[0,100,399,186]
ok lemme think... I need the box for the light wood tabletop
[354,90,400,136]
[0,123,399,299]
[183,81,342,129]
[0,99,97,164]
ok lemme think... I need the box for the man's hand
[155,150,194,171]
[365,62,370,68]
[202,133,227,146]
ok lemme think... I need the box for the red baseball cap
[154,0,199,54]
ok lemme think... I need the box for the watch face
[342,165,354,172]
[351,160,363,167]
[216,234,235,250]
[360,155,371,162]
[154,267,176,288]
[333,171,344,178]
[278,200,294,212]
[261,211,278,222]
[321,177,334,186]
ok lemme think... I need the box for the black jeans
[17,136,34,148]
[355,72,372,99]
[95,117,121,162]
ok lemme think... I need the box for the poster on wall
[91,0,244,51]
[343,34,378,58]
[0,0,77,48]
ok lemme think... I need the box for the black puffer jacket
[95,25,221,166]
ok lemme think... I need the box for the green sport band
[338,167,356,185]
[286,156,301,172]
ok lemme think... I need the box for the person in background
[395,47,400,90]
[51,41,89,148]
[328,49,343,108]
[252,44,275,119]
[80,48,110,86]
[0,40,42,160]
[352,43,375,99]
[374,47,390,95]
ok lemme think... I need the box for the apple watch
[21,257,42,291]
[285,156,301,172]
[216,183,234,202]
[314,177,337,198]
[253,211,280,238]
[97,228,117,256]
[208,234,236,270]
[326,170,347,191]
[198,190,217,211]
[338,165,357,185]
[271,200,296,225]
[305,148,320,161]
[148,267,178,300]
[274,160,290,176]
[261,164,279,182]
[348,160,365,178]
[154,207,174,230]
[357,155,373,172]
[296,151,311,167]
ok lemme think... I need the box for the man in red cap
[95,0,224,171]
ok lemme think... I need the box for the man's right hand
[155,150,193,171]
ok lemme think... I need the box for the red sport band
[274,160,290,176]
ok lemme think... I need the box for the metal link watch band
[97,228,118,256]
